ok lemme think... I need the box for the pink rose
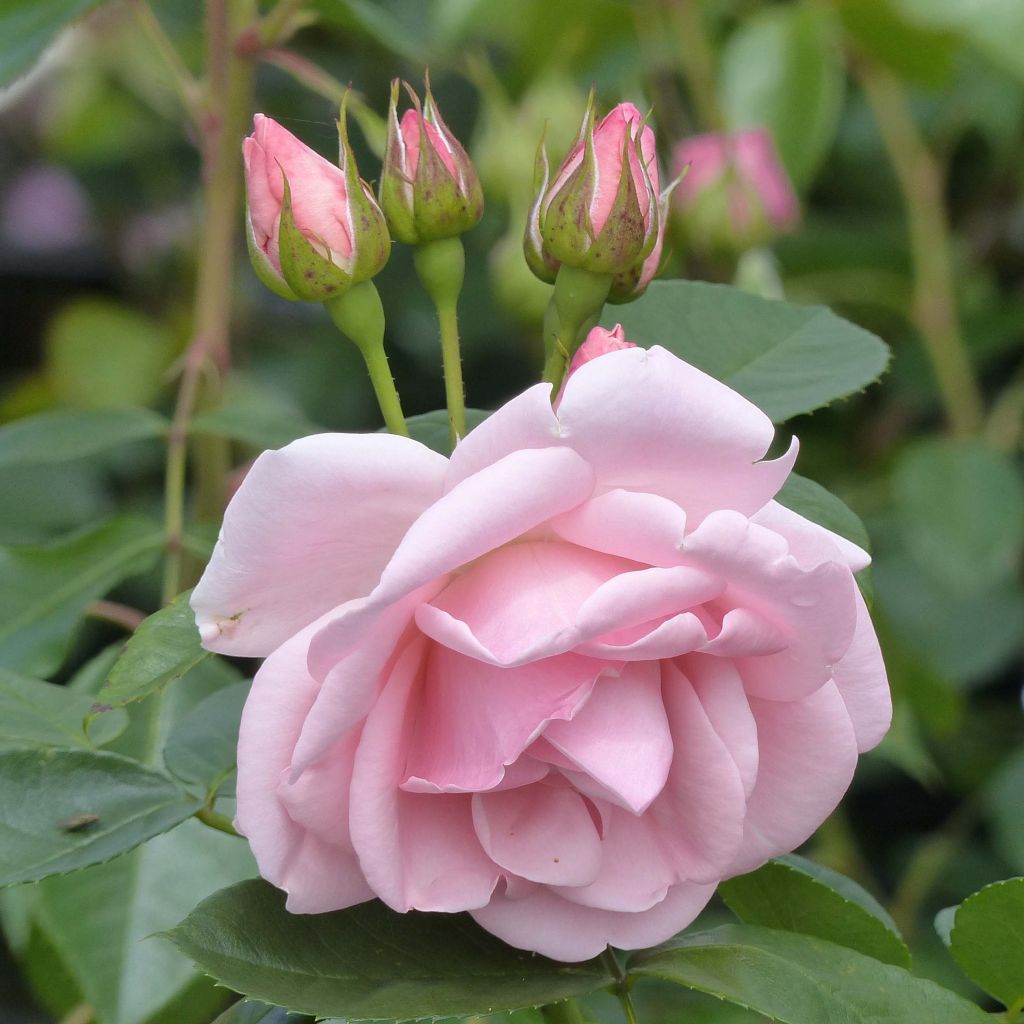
[672,128,799,253]
[192,340,890,962]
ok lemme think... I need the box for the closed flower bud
[243,109,390,303]
[379,77,483,245]
[672,128,799,255]
[534,97,660,277]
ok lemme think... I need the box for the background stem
[857,60,984,436]
[539,1000,586,1024]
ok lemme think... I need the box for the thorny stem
[602,948,640,1024]
[857,59,984,436]
[437,302,467,446]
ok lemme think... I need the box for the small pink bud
[379,77,483,245]
[533,98,662,279]
[555,324,637,406]
[242,111,389,302]
[672,128,799,254]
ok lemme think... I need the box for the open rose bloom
[192,334,890,962]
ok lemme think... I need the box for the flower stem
[601,948,640,1024]
[666,0,726,131]
[856,59,984,436]
[414,237,468,449]
[542,265,613,394]
[325,282,409,437]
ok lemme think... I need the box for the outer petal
[348,636,500,912]
[307,446,595,676]
[471,880,715,963]
[403,646,607,793]
[556,346,797,523]
[832,588,891,752]
[543,661,673,814]
[683,510,858,700]
[446,383,561,489]
[234,615,372,914]
[727,680,858,876]
[753,499,871,572]
[192,432,446,657]
[649,660,747,882]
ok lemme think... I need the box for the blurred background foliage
[0,0,1022,1022]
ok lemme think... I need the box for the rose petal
[470,879,715,963]
[543,661,673,814]
[556,346,797,523]
[234,615,372,914]
[402,646,606,793]
[307,446,595,676]
[348,636,500,912]
[552,805,677,912]
[727,681,858,876]
[472,784,602,887]
[192,432,446,657]
[832,589,891,752]
[753,500,871,572]
[649,660,747,882]
[683,509,858,700]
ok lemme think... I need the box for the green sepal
[245,209,298,301]
[524,132,559,284]
[277,175,352,302]
[337,93,392,281]
[378,78,418,245]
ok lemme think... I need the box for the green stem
[857,59,984,436]
[325,282,409,436]
[539,1000,586,1024]
[601,948,640,1024]
[542,265,613,394]
[258,0,307,45]
[414,237,468,449]
[128,0,202,121]
[195,806,241,837]
[1005,996,1024,1023]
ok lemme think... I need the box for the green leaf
[629,924,991,1024]
[892,439,1024,595]
[97,589,210,711]
[0,407,167,469]
[719,855,910,967]
[164,680,248,798]
[404,408,492,455]
[949,878,1024,1008]
[164,879,614,1019]
[602,280,889,421]
[45,299,174,410]
[719,7,845,186]
[0,516,164,676]
[312,0,429,61]
[0,748,201,886]
[0,667,126,750]
[33,820,254,1024]
[986,748,1024,873]
[0,0,100,85]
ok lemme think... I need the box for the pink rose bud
[567,323,637,374]
[379,77,483,246]
[243,109,390,302]
[672,128,799,254]
[526,97,667,300]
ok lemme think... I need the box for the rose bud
[535,97,660,277]
[379,77,483,245]
[672,128,799,255]
[243,108,390,302]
